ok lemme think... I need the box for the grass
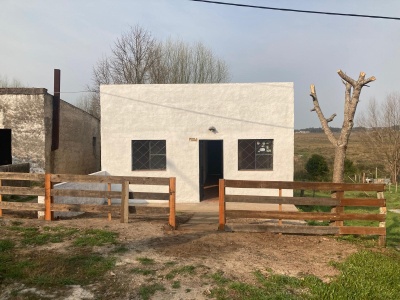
[309,250,400,299]
[73,228,118,246]
[131,267,156,276]
[138,283,165,300]
[210,250,400,300]
[7,225,79,246]
[0,247,116,286]
[136,257,155,265]
[294,132,384,181]
[0,224,119,288]
[165,265,196,280]
[293,187,400,248]
[0,239,15,252]
[211,270,309,300]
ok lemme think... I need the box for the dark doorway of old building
[199,140,223,201]
[0,129,12,165]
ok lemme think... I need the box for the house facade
[0,88,100,174]
[100,83,294,203]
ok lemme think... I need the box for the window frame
[238,139,273,171]
[131,140,167,171]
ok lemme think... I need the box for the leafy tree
[306,154,329,181]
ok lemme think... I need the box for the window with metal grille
[238,139,273,170]
[131,140,166,170]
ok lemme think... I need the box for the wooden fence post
[0,179,2,217]
[335,191,344,227]
[107,183,112,221]
[278,188,282,226]
[278,188,283,235]
[169,177,176,229]
[44,173,52,221]
[120,181,129,223]
[218,179,225,231]
[378,191,386,247]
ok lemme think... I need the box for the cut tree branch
[363,76,376,86]
[337,70,356,87]
[326,113,337,123]
[309,84,337,146]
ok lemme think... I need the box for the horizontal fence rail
[219,179,386,246]
[0,172,176,228]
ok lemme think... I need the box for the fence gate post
[218,179,225,231]
[378,191,386,247]
[107,183,112,221]
[169,177,176,229]
[44,173,53,221]
[120,181,129,223]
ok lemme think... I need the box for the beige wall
[0,88,100,174]
[0,88,47,172]
[51,100,100,174]
[101,83,294,203]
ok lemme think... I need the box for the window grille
[132,140,166,170]
[238,139,273,170]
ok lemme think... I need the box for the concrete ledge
[0,88,48,95]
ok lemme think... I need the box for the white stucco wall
[101,83,294,203]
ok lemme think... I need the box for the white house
[100,83,294,203]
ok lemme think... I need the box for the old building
[101,83,294,203]
[0,88,100,174]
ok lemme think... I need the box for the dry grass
[294,131,386,180]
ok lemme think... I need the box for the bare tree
[310,70,375,183]
[87,25,230,117]
[0,75,23,88]
[358,93,400,183]
[75,92,100,119]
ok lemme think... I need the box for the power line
[190,0,400,21]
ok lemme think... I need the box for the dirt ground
[0,212,360,299]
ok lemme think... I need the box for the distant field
[294,132,386,179]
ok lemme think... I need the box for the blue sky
[1,0,399,128]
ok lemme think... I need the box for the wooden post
[278,188,283,235]
[335,191,344,227]
[120,181,129,223]
[169,177,176,229]
[378,191,386,247]
[218,179,225,231]
[44,173,52,221]
[0,179,2,217]
[107,183,112,221]
[278,188,282,227]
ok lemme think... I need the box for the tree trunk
[333,146,346,183]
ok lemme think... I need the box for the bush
[305,154,329,181]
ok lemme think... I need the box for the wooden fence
[219,179,386,246]
[0,172,176,228]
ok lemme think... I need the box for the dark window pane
[238,139,273,170]
[150,155,166,170]
[255,155,273,170]
[150,140,166,155]
[238,140,255,170]
[132,140,166,170]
